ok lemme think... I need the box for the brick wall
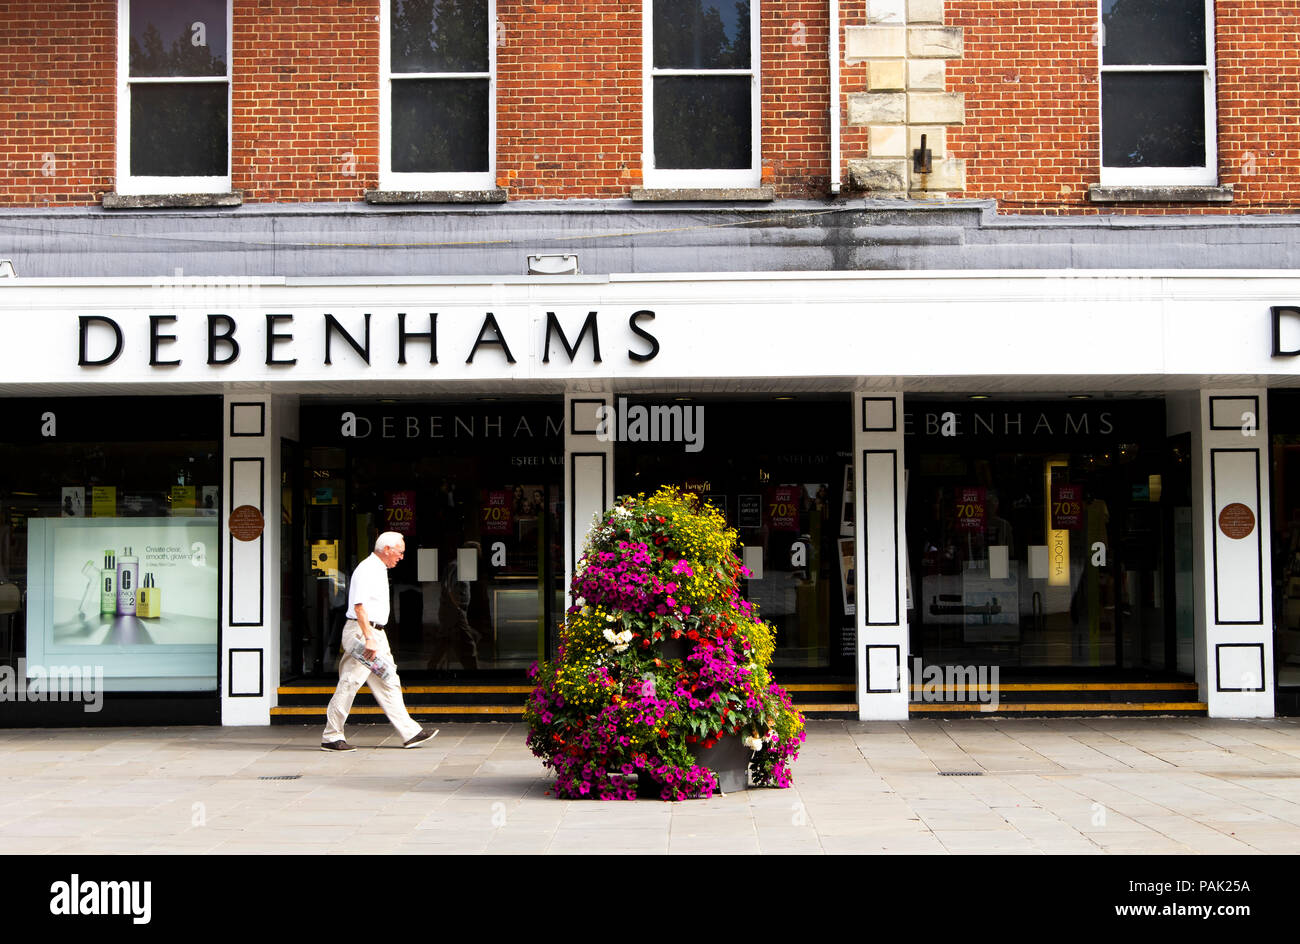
[495,1,640,199]
[232,0,378,203]
[0,2,116,206]
[761,0,831,198]
[0,0,1296,213]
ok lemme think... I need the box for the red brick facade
[1,0,1295,213]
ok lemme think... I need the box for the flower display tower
[526,488,806,800]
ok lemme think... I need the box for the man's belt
[346,618,385,630]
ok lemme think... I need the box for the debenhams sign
[75,309,659,368]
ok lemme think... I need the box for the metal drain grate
[937,771,984,776]
[258,775,302,781]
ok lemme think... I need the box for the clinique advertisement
[25,517,219,691]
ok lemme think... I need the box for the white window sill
[365,189,507,205]
[102,192,243,210]
[630,186,774,202]
[1088,184,1233,204]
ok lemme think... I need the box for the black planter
[689,734,753,793]
[635,735,753,798]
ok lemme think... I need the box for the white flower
[574,596,586,608]
[742,735,763,752]
[613,506,631,518]
[613,643,629,653]
[605,613,618,623]
[603,628,618,644]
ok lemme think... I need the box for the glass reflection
[1102,0,1205,66]
[391,0,489,73]
[129,0,228,77]
[654,0,751,69]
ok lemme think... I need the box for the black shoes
[320,740,356,752]
[403,729,439,748]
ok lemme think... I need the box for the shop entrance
[1270,390,1300,714]
[905,398,1193,676]
[289,401,565,679]
[613,397,856,677]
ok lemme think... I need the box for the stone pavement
[3,718,1300,854]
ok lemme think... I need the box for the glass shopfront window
[905,398,1190,673]
[0,397,222,714]
[1270,391,1300,705]
[613,397,854,674]
[293,401,565,677]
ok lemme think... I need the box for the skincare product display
[99,550,116,615]
[116,546,139,616]
[137,573,161,618]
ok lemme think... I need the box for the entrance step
[908,680,1206,716]
[272,680,861,722]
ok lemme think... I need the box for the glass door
[294,401,565,678]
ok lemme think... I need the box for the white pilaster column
[220,393,284,725]
[564,385,616,608]
[854,392,909,720]
[1194,389,1273,718]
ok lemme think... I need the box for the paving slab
[2,718,1300,854]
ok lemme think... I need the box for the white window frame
[379,0,497,192]
[642,0,761,189]
[115,0,232,195]
[1098,0,1216,187]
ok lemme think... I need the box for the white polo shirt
[347,553,391,626]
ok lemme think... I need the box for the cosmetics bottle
[99,551,116,615]
[137,573,161,619]
[116,546,139,616]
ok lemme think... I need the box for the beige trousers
[322,622,422,743]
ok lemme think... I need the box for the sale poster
[1052,485,1083,530]
[766,486,800,532]
[384,490,416,536]
[91,486,116,518]
[482,489,512,535]
[955,487,986,532]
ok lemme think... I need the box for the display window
[293,401,565,677]
[904,398,1191,674]
[612,397,854,674]
[1270,390,1300,699]
[0,397,222,716]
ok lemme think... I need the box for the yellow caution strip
[783,683,857,692]
[271,705,524,716]
[791,703,860,712]
[909,702,1207,713]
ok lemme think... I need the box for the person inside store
[429,541,481,671]
[320,531,437,751]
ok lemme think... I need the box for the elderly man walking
[321,531,437,751]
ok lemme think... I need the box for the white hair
[375,531,405,551]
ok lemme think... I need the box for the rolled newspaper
[348,641,391,681]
